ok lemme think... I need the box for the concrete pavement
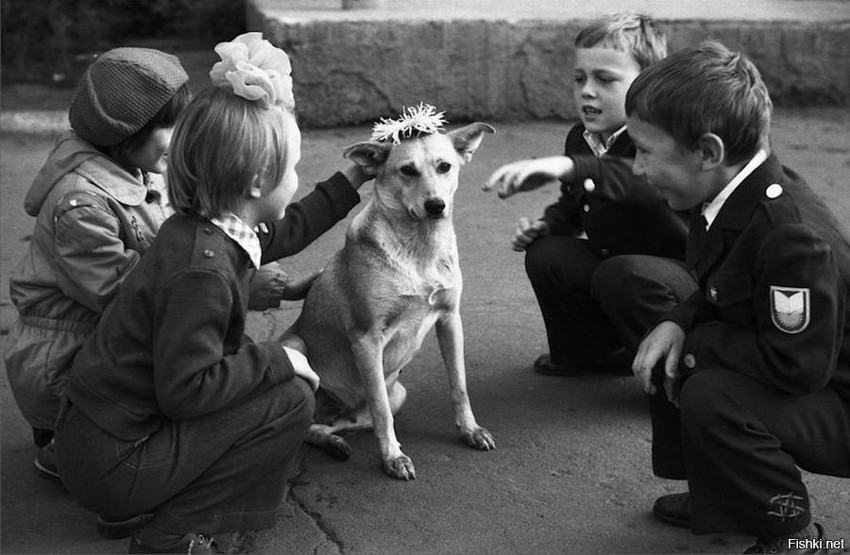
[2,108,849,553]
[2,1,850,551]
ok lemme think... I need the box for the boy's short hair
[575,12,667,70]
[168,86,295,219]
[625,41,773,166]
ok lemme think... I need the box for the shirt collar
[583,125,627,157]
[210,212,262,269]
[701,149,769,230]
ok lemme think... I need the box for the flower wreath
[371,103,447,144]
[210,32,294,110]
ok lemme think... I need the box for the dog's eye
[437,162,452,174]
[400,165,420,178]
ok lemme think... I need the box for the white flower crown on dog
[371,103,447,144]
[210,32,294,110]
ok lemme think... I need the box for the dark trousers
[525,236,619,366]
[591,254,697,358]
[54,378,314,538]
[653,369,850,536]
[526,238,696,365]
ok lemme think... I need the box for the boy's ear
[696,133,725,170]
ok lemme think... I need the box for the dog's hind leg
[436,309,496,452]
[306,424,351,461]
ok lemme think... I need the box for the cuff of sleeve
[320,172,362,213]
[261,341,295,383]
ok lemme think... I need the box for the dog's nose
[424,198,446,216]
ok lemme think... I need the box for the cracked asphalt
[2,106,849,553]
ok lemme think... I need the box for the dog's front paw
[383,454,416,480]
[461,426,496,451]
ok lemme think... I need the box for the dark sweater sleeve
[151,268,295,421]
[260,172,361,263]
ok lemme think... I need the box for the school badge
[770,286,810,334]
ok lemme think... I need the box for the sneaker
[743,522,849,554]
[653,492,691,529]
[33,440,60,480]
[97,513,155,539]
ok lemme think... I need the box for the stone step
[248,0,850,127]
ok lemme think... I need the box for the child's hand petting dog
[281,269,323,301]
[248,264,322,309]
[248,262,289,310]
[483,156,576,198]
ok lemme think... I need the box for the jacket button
[600,248,610,257]
[583,204,590,212]
[709,286,718,301]
[683,354,696,369]
[583,178,596,193]
[203,249,214,258]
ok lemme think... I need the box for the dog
[285,106,495,480]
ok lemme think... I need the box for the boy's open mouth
[582,106,602,116]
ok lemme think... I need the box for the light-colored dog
[286,113,496,480]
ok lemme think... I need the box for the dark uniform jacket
[541,124,688,260]
[666,154,850,400]
[66,172,361,441]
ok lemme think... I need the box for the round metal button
[683,354,696,369]
[583,178,596,193]
[203,249,215,258]
[583,204,590,212]
[766,183,783,199]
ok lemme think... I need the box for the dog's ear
[343,141,390,169]
[449,123,495,163]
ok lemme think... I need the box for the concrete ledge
[249,0,850,128]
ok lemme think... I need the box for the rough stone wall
[248,4,850,128]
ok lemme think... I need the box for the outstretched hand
[632,321,686,406]
[483,156,576,199]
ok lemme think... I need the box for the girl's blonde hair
[167,86,295,219]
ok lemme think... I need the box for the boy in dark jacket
[485,13,694,375]
[629,41,850,553]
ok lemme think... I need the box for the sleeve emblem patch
[770,286,810,334]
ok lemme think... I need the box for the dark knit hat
[69,47,188,147]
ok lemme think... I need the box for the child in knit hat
[4,46,192,481]
[53,33,372,553]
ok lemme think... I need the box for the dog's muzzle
[424,198,446,217]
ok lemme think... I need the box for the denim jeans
[54,378,314,537]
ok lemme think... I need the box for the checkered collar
[210,212,261,269]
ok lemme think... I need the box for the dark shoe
[98,513,155,539]
[533,352,630,377]
[128,533,216,554]
[743,523,848,553]
[128,532,256,554]
[653,492,691,529]
[34,440,60,480]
